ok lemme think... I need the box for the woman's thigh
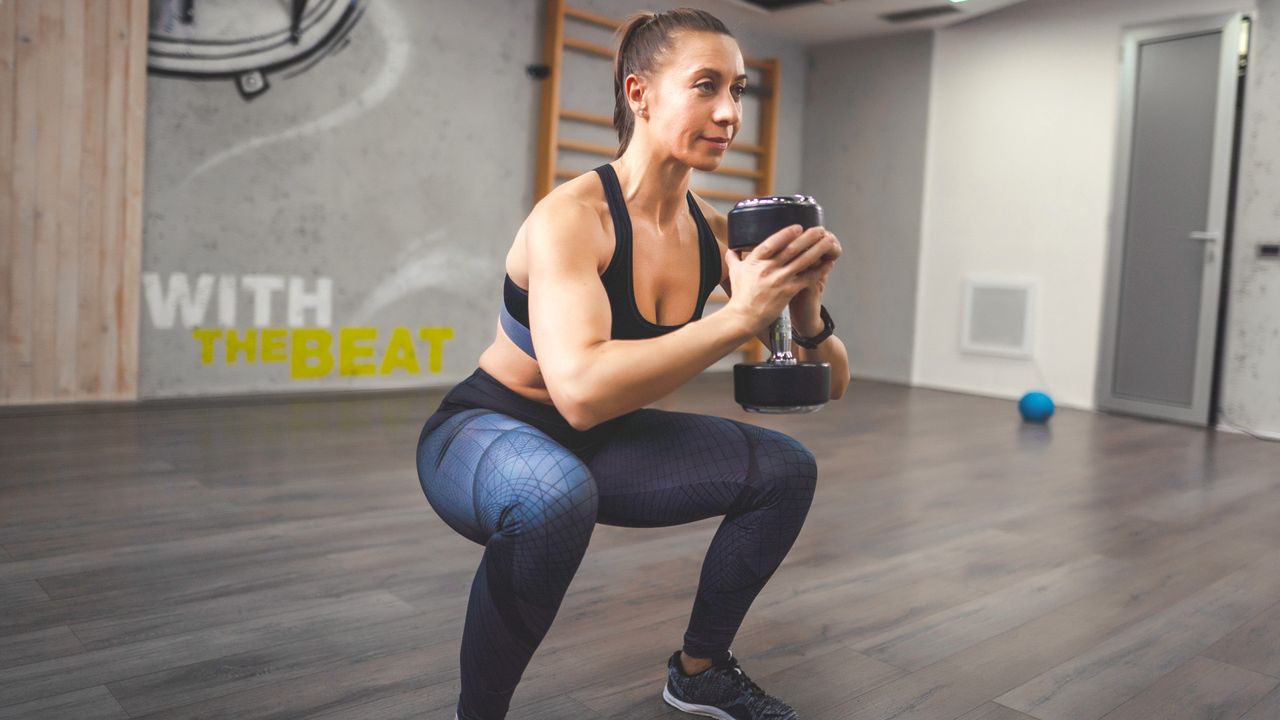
[585,409,817,528]
[417,408,598,546]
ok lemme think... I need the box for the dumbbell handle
[767,306,797,366]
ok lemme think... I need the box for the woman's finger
[825,232,843,259]
[751,225,804,260]
[782,234,837,273]
[766,227,826,267]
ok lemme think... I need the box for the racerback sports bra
[499,163,722,359]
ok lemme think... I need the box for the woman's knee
[741,425,818,498]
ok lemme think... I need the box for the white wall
[911,0,1255,410]
[802,32,933,385]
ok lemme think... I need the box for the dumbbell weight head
[734,363,831,413]
[727,194,824,251]
[728,195,832,414]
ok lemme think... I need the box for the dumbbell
[728,195,832,414]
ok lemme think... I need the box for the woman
[416,8,849,720]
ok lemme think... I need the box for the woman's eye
[699,82,744,99]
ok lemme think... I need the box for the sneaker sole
[662,684,742,720]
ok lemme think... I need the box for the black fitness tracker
[791,305,834,349]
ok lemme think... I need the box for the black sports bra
[500,163,722,358]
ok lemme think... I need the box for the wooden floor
[3,374,1280,720]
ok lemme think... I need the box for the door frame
[1095,11,1248,426]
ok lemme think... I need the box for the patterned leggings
[416,371,818,720]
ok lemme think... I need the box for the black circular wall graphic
[148,0,368,100]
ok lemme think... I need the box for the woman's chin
[688,153,723,172]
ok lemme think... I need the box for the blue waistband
[500,300,537,359]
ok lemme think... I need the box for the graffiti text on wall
[143,272,454,380]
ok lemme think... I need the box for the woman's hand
[789,228,841,334]
[724,224,837,333]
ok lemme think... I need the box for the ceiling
[705,0,1035,45]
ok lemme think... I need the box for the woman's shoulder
[535,171,606,216]
[515,173,613,274]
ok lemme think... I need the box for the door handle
[1189,230,1221,243]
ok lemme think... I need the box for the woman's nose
[714,93,740,127]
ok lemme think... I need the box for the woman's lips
[703,137,729,149]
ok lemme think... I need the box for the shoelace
[720,658,768,699]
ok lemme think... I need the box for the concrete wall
[910,0,1255,411]
[802,32,932,385]
[1221,0,1280,437]
[140,0,809,399]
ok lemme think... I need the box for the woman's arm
[790,304,851,400]
[527,196,758,431]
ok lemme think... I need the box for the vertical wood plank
[759,58,780,196]
[7,0,40,403]
[55,0,85,400]
[0,1,16,399]
[99,0,128,398]
[31,0,65,400]
[77,0,107,397]
[118,0,147,399]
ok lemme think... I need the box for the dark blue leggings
[416,373,817,720]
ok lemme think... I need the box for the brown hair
[612,9,734,159]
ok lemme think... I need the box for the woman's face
[633,31,746,171]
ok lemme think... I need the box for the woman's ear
[625,74,648,117]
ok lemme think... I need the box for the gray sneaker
[661,649,800,720]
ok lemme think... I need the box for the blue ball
[1018,391,1055,423]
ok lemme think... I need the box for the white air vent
[961,278,1035,358]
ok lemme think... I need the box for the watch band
[792,305,834,349]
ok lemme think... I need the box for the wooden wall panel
[56,0,85,398]
[0,1,14,400]
[8,1,39,403]
[78,0,107,397]
[99,0,127,399]
[1,0,147,406]
[121,0,148,398]
[32,0,64,399]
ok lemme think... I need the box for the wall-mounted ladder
[534,0,781,205]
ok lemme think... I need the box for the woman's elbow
[547,377,598,431]
[558,394,597,431]
[831,370,851,400]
